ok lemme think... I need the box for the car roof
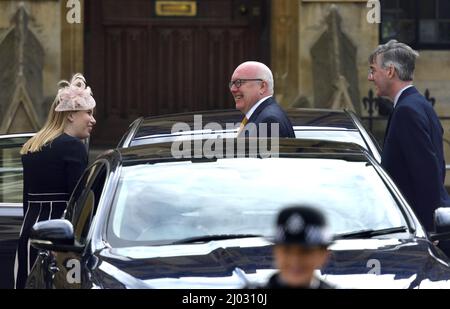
[0,133,34,148]
[0,133,35,139]
[132,108,357,139]
[108,138,370,167]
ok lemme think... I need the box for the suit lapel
[383,86,418,147]
[248,97,273,123]
[395,86,418,107]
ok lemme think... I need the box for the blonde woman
[14,73,96,289]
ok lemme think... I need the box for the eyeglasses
[368,65,392,77]
[229,79,263,89]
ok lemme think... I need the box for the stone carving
[0,4,43,133]
[330,75,355,112]
[311,5,361,114]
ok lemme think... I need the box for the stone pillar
[271,0,299,108]
[60,0,84,79]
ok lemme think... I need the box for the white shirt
[245,95,273,120]
[393,85,414,108]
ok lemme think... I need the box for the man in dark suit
[229,61,295,138]
[368,40,450,231]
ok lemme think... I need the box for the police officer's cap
[274,206,332,247]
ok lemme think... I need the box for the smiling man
[229,61,295,138]
[368,40,450,231]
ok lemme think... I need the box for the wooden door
[85,0,270,146]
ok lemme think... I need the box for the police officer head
[272,205,332,288]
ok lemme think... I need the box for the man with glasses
[229,61,295,138]
[368,40,450,233]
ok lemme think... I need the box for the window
[65,162,107,245]
[0,136,31,204]
[381,0,450,49]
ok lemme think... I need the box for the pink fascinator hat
[55,73,96,112]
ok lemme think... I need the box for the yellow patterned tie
[237,116,248,136]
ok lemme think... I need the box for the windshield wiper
[171,234,263,245]
[333,226,408,240]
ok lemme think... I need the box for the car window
[0,136,31,204]
[65,163,107,245]
[107,158,407,247]
[294,130,366,150]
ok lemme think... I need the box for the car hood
[94,237,450,289]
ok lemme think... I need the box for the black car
[27,138,450,289]
[0,109,380,289]
[118,108,382,162]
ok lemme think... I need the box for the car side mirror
[30,219,83,253]
[430,208,450,241]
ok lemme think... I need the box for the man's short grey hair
[369,40,419,81]
[240,61,274,94]
[258,62,274,94]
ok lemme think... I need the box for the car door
[0,133,33,288]
[30,161,108,289]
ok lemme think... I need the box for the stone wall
[2,0,450,185]
[0,0,83,132]
[270,0,450,186]
[415,51,450,186]
[294,0,377,110]
[0,0,61,122]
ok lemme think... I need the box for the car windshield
[107,157,407,246]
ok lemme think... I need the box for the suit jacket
[382,86,450,230]
[239,97,295,138]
